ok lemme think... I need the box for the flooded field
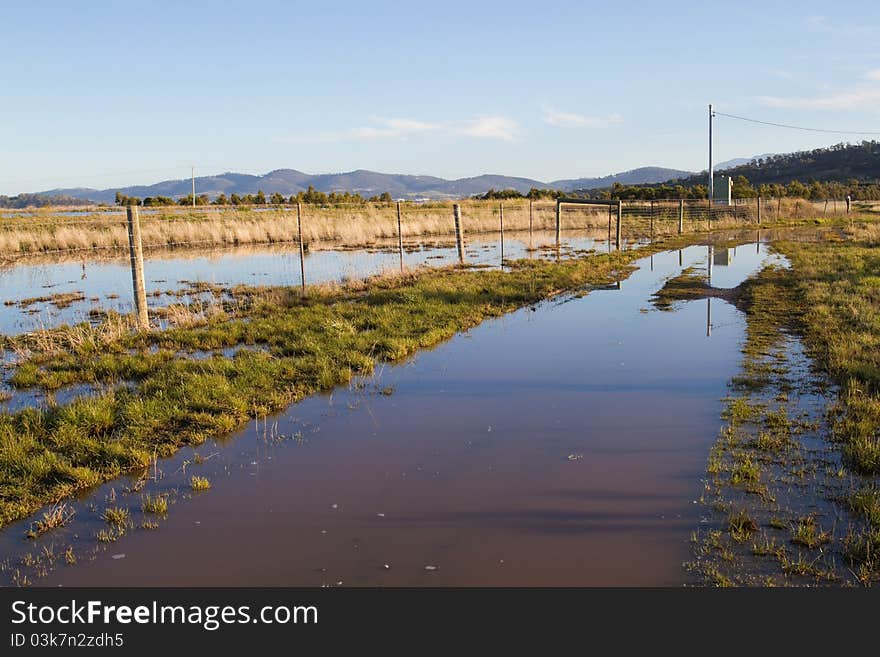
[0,229,641,336]
[0,238,788,586]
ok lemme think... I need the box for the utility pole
[708,104,714,207]
[191,166,196,208]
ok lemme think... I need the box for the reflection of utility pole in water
[707,297,712,337]
[678,249,683,266]
[706,244,713,337]
[650,254,654,271]
[756,230,760,254]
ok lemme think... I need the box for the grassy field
[0,197,861,257]
[681,221,880,585]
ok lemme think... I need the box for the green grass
[790,515,831,549]
[728,509,758,543]
[190,476,211,491]
[24,502,74,539]
[730,454,760,485]
[694,221,880,584]
[101,506,130,528]
[848,486,880,527]
[141,493,168,515]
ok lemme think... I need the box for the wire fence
[0,196,865,337]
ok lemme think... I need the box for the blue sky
[2,0,879,195]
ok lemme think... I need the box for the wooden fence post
[678,199,684,234]
[125,205,149,330]
[396,200,404,271]
[555,199,561,245]
[528,199,533,234]
[453,204,464,263]
[757,197,761,225]
[499,202,505,268]
[616,200,622,251]
[297,202,306,296]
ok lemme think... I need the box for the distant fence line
[113,197,857,330]
[0,196,865,262]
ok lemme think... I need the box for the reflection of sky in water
[9,241,787,586]
[0,230,643,335]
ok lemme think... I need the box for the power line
[713,111,880,136]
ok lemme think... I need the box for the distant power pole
[191,166,196,208]
[708,104,714,206]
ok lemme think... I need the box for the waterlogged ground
[0,229,640,337]
[0,239,789,586]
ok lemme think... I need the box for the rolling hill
[24,167,695,205]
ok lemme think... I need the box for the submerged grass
[689,220,880,585]
[0,235,704,527]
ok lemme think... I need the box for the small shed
[712,175,733,205]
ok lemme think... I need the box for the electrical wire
[713,111,880,136]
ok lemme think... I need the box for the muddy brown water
[1,240,787,586]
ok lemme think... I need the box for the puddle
[0,229,643,336]
[0,241,790,586]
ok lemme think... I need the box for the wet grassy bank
[685,222,880,585]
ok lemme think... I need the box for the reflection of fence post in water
[499,202,504,269]
[396,201,404,272]
[616,200,622,251]
[453,204,464,263]
[297,202,306,296]
[678,199,684,234]
[125,205,149,330]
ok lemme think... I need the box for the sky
[1,0,879,195]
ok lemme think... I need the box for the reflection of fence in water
[2,196,853,335]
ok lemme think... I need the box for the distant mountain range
[10,142,871,207]
[30,166,694,204]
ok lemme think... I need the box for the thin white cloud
[541,105,623,128]
[277,115,519,144]
[757,84,880,110]
[865,69,880,81]
[459,116,520,141]
[806,15,877,36]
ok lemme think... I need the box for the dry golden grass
[0,197,864,258]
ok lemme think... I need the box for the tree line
[587,177,880,201]
[476,188,568,200]
[115,187,396,207]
